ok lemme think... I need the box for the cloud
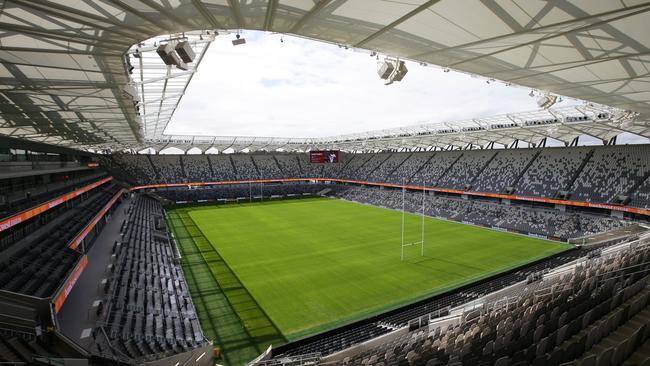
[164,31,565,138]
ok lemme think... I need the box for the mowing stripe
[167,209,285,366]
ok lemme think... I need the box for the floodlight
[614,110,640,127]
[156,43,181,66]
[378,58,408,85]
[122,84,140,102]
[537,94,557,109]
[175,41,195,63]
[232,34,246,46]
[377,60,395,80]
[391,61,408,82]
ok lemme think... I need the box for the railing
[0,176,113,232]
[251,352,321,366]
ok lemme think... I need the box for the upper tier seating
[0,184,120,298]
[110,155,157,185]
[298,153,323,178]
[0,172,107,220]
[181,155,212,182]
[354,153,392,181]
[632,176,650,209]
[252,155,283,179]
[105,144,650,208]
[472,149,538,193]
[275,154,304,178]
[230,154,259,180]
[437,150,496,190]
[517,147,591,198]
[369,153,411,183]
[339,154,375,180]
[387,152,433,184]
[154,155,185,183]
[410,151,462,186]
[571,145,650,203]
[207,155,237,181]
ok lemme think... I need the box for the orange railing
[0,177,113,233]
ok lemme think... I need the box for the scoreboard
[310,150,339,164]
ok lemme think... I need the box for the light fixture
[156,43,181,66]
[614,110,640,128]
[378,58,408,85]
[537,94,557,109]
[175,41,195,63]
[232,33,246,46]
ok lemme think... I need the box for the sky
[165,31,569,139]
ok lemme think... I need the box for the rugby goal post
[401,185,425,261]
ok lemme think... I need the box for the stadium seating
[633,177,650,209]
[323,239,650,366]
[335,186,627,240]
[0,183,120,298]
[91,195,209,362]
[108,154,158,185]
[437,150,496,190]
[366,153,411,183]
[472,149,538,193]
[299,153,324,178]
[275,154,304,178]
[410,151,463,186]
[253,154,284,179]
[181,155,212,182]
[516,147,592,198]
[156,183,343,202]
[0,171,107,221]
[208,155,237,181]
[339,154,375,180]
[230,154,259,180]
[0,332,88,364]
[386,152,433,184]
[103,145,650,210]
[570,145,650,203]
[353,153,392,181]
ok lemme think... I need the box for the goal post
[401,184,426,261]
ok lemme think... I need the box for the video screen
[310,150,339,163]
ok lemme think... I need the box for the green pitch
[168,197,570,365]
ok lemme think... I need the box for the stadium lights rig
[378,57,408,85]
[156,37,197,71]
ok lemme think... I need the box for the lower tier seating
[91,195,209,363]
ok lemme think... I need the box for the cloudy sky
[165,31,572,139]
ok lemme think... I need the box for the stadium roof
[1,1,649,152]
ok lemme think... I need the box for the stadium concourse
[3,1,650,366]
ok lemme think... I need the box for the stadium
[2,1,650,365]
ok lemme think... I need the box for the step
[562,285,650,357]
[6,337,33,362]
[582,295,650,360]
[625,337,650,365]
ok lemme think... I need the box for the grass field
[168,197,571,365]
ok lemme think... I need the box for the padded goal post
[401,185,425,261]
